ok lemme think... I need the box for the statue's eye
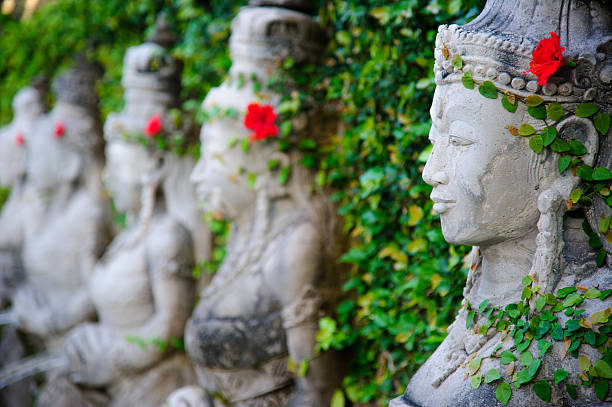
[449,135,474,147]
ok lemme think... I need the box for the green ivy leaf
[500,350,517,365]
[278,167,290,185]
[585,288,601,299]
[558,156,571,173]
[471,373,482,389]
[451,54,463,69]
[484,368,501,383]
[535,296,546,312]
[280,120,292,137]
[594,112,611,135]
[550,138,570,152]
[501,95,518,113]
[563,293,583,308]
[534,380,551,402]
[566,383,577,399]
[330,389,345,407]
[521,275,532,286]
[520,351,533,367]
[529,135,544,153]
[478,299,490,313]
[593,167,612,180]
[597,249,607,267]
[462,71,474,90]
[247,173,257,189]
[568,140,587,156]
[594,379,609,401]
[495,382,512,405]
[518,124,536,136]
[468,356,482,375]
[478,81,498,99]
[541,126,557,146]
[466,310,475,329]
[595,359,612,379]
[298,359,309,377]
[554,369,569,384]
[577,165,594,181]
[570,188,582,204]
[525,95,544,107]
[528,105,547,120]
[575,102,599,118]
[537,339,551,356]
[557,287,576,298]
[546,102,564,122]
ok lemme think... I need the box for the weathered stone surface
[56,21,200,407]
[392,1,612,406]
[166,4,344,407]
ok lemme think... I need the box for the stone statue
[0,83,46,305]
[58,19,199,407]
[391,1,611,406]
[166,3,343,407]
[11,57,111,346]
[0,82,46,407]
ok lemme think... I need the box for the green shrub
[312,1,484,404]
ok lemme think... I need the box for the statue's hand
[164,386,213,407]
[63,323,118,386]
[13,286,56,336]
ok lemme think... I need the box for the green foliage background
[313,1,483,404]
[0,0,484,404]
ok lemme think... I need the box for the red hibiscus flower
[54,121,65,139]
[15,131,24,146]
[244,103,278,143]
[525,31,566,86]
[145,114,162,137]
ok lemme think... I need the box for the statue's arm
[264,223,339,406]
[113,220,196,371]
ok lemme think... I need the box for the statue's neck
[468,227,537,307]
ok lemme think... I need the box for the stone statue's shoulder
[145,215,194,275]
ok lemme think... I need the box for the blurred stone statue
[391,1,611,406]
[0,82,46,306]
[0,80,46,407]
[11,56,111,346]
[166,2,344,406]
[57,17,200,407]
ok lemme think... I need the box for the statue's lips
[430,193,455,214]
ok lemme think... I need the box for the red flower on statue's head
[244,103,278,143]
[525,31,566,86]
[15,131,24,146]
[54,121,65,139]
[145,114,162,137]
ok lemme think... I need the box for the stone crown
[248,0,317,15]
[229,6,326,73]
[52,54,103,110]
[121,15,182,97]
[434,0,611,105]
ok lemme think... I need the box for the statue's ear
[549,116,599,200]
[558,116,599,166]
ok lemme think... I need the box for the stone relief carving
[166,4,344,407]
[10,57,111,346]
[54,20,201,407]
[391,1,611,406]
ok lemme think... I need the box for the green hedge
[313,1,484,404]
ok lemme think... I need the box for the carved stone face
[27,124,80,192]
[190,115,258,219]
[422,83,554,246]
[103,141,155,213]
